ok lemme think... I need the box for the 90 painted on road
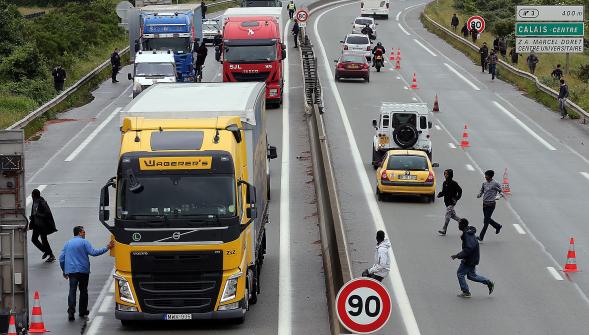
[336,278,392,334]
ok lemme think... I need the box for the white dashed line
[98,295,113,313]
[547,267,564,281]
[64,107,121,162]
[412,97,418,101]
[512,223,526,235]
[398,23,410,36]
[580,172,589,181]
[443,63,480,91]
[86,316,104,335]
[396,11,402,21]
[448,143,456,149]
[434,125,441,131]
[26,184,47,207]
[413,39,437,56]
[493,101,557,151]
[465,164,475,171]
[396,76,401,79]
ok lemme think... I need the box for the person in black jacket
[479,42,488,73]
[451,219,494,298]
[450,14,459,32]
[52,65,66,92]
[437,169,462,235]
[460,23,469,38]
[292,21,300,48]
[558,78,569,119]
[110,48,121,83]
[29,189,58,262]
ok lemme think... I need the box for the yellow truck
[98,82,277,325]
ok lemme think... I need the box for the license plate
[346,64,359,69]
[165,314,192,320]
[398,175,417,180]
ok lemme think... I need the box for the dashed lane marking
[396,11,402,21]
[547,267,564,281]
[513,224,526,235]
[414,39,437,56]
[448,143,456,149]
[98,295,113,313]
[465,164,475,171]
[434,125,441,130]
[444,63,480,91]
[85,316,104,335]
[580,172,589,181]
[493,101,556,151]
[26,184,47,206]
[398,23,410,35]
[64,107,122,162]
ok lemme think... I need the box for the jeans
[441,205,461,232]
[479,202,500,240]
[111,66,119,82]
[293,33,298,48]
[489,64,496,80]
[31,230,53,256]
[68,273,90,315]
[457,262,490,293]
[288,10,294,19]
[559,98,567,117]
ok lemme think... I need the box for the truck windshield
[144,37,191,53]
[135,62,175,77]
[224,45,277,63]
[117,175,236,219]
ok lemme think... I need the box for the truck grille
[131,251,223,314]
[233,72,270,82]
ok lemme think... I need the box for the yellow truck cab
[98,82,277,325]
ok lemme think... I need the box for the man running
[437,169,462,235]
[477,170,503,241]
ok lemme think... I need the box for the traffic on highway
[3,0,589,334]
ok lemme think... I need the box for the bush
[577,64,589,83]
[492,19,514,38]
[0,1,25,57]
[0,43,46,81]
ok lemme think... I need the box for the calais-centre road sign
[516,5,584,22]
[515,22,584,37]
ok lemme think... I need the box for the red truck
[221,13,286,106]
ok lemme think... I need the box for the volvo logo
[172,232,181,240]
[132,232,142,242]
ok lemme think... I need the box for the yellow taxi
[375,150,438,202]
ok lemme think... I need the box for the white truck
[222,7,284,36]
[371,103,433,168]
[128,51,176,98]
[361,0,390,19]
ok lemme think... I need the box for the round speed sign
[336,278,392,334]
[466,15,485,33]
[295,8,309,23]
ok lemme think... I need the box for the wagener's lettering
[139,157,213,170]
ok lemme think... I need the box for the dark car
[334,52,370,82]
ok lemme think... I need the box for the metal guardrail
[422,13,589,122]
[7,0,236,131]
[299,28,353,335]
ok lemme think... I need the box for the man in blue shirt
[59,226,114,321]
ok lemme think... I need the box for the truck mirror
[428,121,433,129]
[99,177,116,231]
[432,162,440,168]
[246,207,258,219]
[128,73,133,81]
[372,119,378,129]
[268,145,278,159]
[238,180,256,205]
[226,124,242,143]
[333,59,338,63]
[281,44,287,60]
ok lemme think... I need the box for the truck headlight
[218,302,240,310]
[115,276,135,304]
[220,273,241,303]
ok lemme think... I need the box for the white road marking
[580,172,589,181]
[109,283,115,293]
[64,107,121,162]
[465,164,475,171]
[443,63,480,91]
[493,101,556,151]
[547,267,564,281]
[98,295,113,313]
[434,125,441,130]
[396,11,402,21]
[513,223,526,235]
[396,76,401,79]
[413,39,437,56]
[448,143,456,149]
[315,4,421,334]
[26,184,47,207]
[128,94,133,98]
[412,97,418,101]
[88,269,114,320]
[398,23,410,36]
[278,19,292,335]
[85,316,104,335]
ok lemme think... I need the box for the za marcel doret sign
[515,5,585,53]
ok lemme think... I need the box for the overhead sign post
[336,278,392,334]
[515,5,584,74]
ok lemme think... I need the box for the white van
[129,51,177,98]
[361,0,390,19]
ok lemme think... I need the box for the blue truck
[129,4,203,82]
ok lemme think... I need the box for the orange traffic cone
[394,58,401,70]
[7,315,17,335]
[432,94,439,112]
[396,49,401,61]
[563,237,579,273]
[410,73,418,89]
[460,125,470,148]
[29,291,48,333]
[389,49,395,61]
[502,168,511,195]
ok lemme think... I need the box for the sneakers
[477,236,483,242]
[68,313,75,321]
[495,225,502,234]
[46,255,56,263]
[487,281,495,295]
[457,292,471,298]
[42,252,49,260]
[438,230,446,236]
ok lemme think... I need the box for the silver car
[340,34,372,61]
[352,16,377,38]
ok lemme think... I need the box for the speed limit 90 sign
[466,15,486,33]
[336,278,392,334]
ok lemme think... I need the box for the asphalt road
[23,7,329,335]
[311,0,589,334]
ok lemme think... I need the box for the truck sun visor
[150,131,204,151]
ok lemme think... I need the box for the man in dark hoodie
[437,169,462,235]
[29,189,58,262]
[451,219,494,298]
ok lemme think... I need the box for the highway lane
[23,21,329,334]
[311,1,589,334]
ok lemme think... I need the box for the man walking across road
[476,170,503,241]
[451,219,495,298]
[29,189,57,263]
[110,48,121,83]
[558,78,569,119]
[479,42,488,73]
[450,13,459,32]
[487,49,498,80]
[437,169,462,236]
[362,230,390,282]
[59,226,114,321]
